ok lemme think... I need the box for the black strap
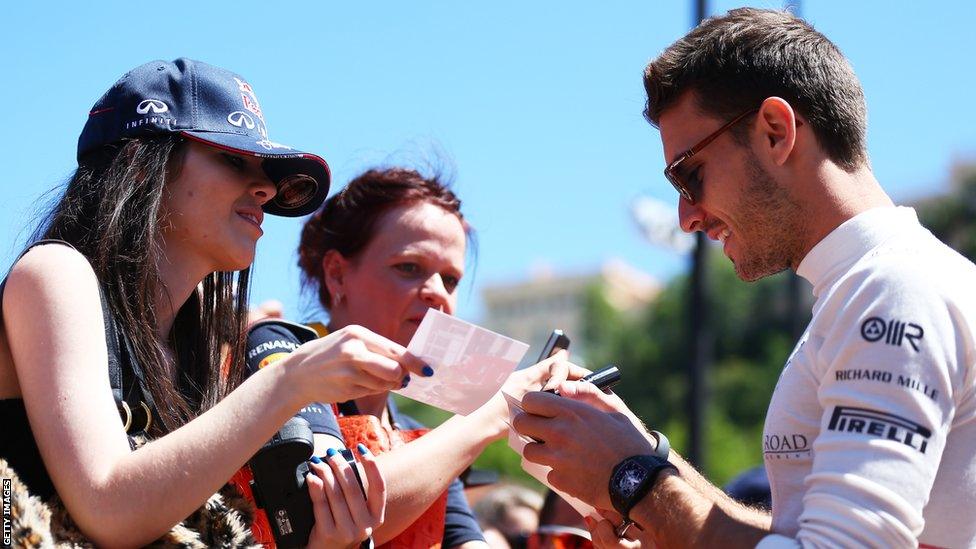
[101,287,158,435]
[101,286,125,408]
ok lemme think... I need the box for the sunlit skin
[324,201,467,349]
[159,142,276,276]
[151,141,276,337]
[660,92,808,281]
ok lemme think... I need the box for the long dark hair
[34,135,250,434]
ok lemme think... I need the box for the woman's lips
[239,213,259,226]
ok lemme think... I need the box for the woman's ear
[757,97,798,167]
[322,250,349,306]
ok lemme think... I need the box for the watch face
[615,461,648,499]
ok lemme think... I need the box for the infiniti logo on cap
[227,111,255,129]
[136,99,169,115]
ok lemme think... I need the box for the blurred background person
[473,484,544,548]
[723,465,771,510]
[527,490,594,549]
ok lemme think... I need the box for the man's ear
[756,97,798,166]
[322,250,349,304]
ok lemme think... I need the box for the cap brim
[182,131,330,217]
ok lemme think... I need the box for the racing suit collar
[797,206,921,296]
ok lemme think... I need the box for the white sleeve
[789,268,960,547]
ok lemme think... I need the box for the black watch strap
[609,454,677,519]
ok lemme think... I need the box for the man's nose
[678,197,704,233]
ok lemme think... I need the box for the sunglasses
[663,108,758,204]
[524,525,593,549]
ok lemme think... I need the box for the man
[512,8,976,548]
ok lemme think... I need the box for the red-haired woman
[280,167,584,548]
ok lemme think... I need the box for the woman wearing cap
[0,58,425,547]
[282,167,587,548]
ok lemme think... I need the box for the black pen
[544,365,621,395]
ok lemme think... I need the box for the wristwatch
[608,431,677,537]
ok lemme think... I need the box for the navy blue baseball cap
[78,58,330,217]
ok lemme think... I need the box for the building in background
[481,259,660,364]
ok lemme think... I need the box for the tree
[582,250,807,486]
[915,163,976,263]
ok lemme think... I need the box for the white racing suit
[758,207,976,548]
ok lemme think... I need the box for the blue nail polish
[401,375,411,388]
[309,455,322,464]
[422,365,435,377]
[357,443,369,456]
[326,447,338,458]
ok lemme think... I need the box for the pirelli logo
[827,406,931,454]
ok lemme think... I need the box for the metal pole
[787,0,804,341]
[686,0,710,468]
[688,233,710,467]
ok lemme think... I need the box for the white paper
[396,309,530,415]
[503,391,599,519]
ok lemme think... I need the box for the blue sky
[2,1,974,324]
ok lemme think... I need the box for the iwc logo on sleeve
[860,316,923,352]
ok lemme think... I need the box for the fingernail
[422,365,435,377]
[309,455,322,464]
[357,443,369,456]
[401,375,411,388]
[326,447,338,458]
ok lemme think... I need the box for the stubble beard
[731,153,805,282]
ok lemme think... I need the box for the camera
[248,417,373,548]
[248,417,371,548]
[248,417,316,548]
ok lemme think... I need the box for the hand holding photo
[502,391,599,519]
[396,309,530,415]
